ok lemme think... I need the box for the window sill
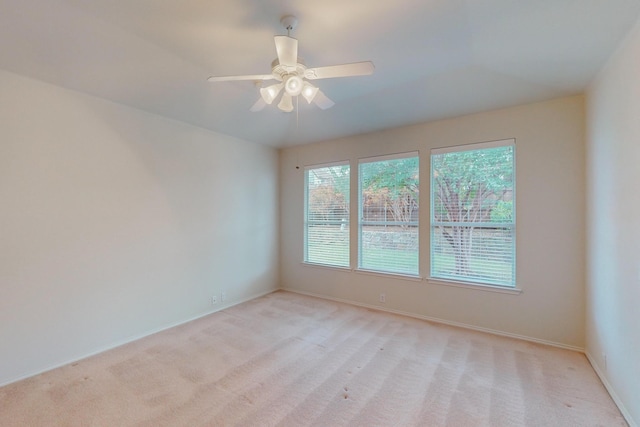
[301,262,351,273]
[355,268,422,282]
[427,278,523,295]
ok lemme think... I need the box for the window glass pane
[432,226,514,285]
[305,164,350,267]
[359,155,419,275]
[430,141,515,286]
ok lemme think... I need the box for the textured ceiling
[1,0,639,147]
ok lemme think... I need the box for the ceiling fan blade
[274,35,298,67]
[313,90,335,110]
[305,61,375,80]
[208,74,275,82]
[250,98,267,112]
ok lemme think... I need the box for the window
[358,153,419,276]
[304,163,350,267]
[430,139,515,287]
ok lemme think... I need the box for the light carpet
[0,291,627,426]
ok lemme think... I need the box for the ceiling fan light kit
[260,83,283,104]
[208,15,374,113]
[284,75,304,96]
[301,83,319,104]
[278,93,294,112]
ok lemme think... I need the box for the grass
[307,238,419,274]
[360,247,418,275]
[431,252,513,285]
[308,240,512,284]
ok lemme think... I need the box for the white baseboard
[585,351,637,427]
[281,287,584,352]
[0,288,278,388]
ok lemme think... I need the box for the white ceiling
[1,0,639,147]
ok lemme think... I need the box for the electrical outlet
[221,292,227,302]
[211,295,218,305]
[379,293,386,303]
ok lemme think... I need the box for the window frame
[357,151,420,277]
[429,139,516,288]
[303,161,351,269]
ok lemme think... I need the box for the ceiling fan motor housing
[271,58,306,79]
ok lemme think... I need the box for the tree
[327,165,350,215]
[432,146,513,276]
[361,157,419,227]
[308,165,350,222]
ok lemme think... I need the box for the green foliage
[308,165,350,222]
[431,145,514,277]
[361,157,419,198]
[490,200,513,222]
[327,164,350,199]
[432,146,513,223]
[361,157,419,224]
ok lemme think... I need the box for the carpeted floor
[0,291,627,426]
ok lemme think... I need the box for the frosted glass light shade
[260,83,283,104]
[278,93,294,112]
[301,83,319,103]
[284,75,303,96]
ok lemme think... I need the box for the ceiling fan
[207,15,375,113]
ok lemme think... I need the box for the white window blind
[430,139,515,287]
[304,163,350,267]
[358,153,419,276]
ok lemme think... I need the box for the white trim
[430,139,516,287]
[303,159,349,171]
[431,138,515,155]
[0,288,278,388]
[427,277,523,294]
[354,268,422,282]
[281,288,583,352]
[585,351,638,427]
[304,162,351,268]
[300,263,422,282]
[358,153,420,276]
[358,150,419,164]
[301,261,351,272]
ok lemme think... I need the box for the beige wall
[586,16,640,425]
[0,69,279,386]
[280,96,586,349]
